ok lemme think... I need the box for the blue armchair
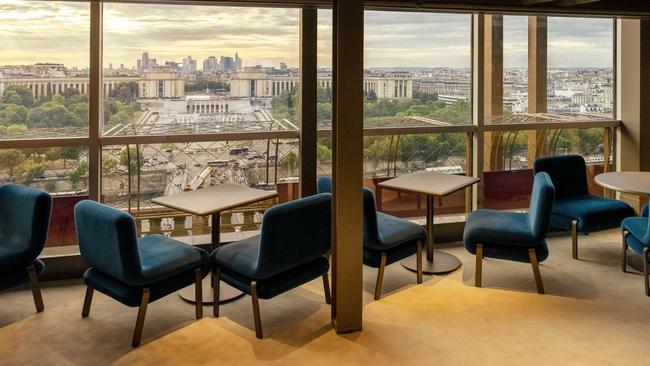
[74,200,210,347]
[317,177,425,300]
[534,155,634,259]
[464,172,555,294]
[622,208,650,296]
[0,184,52,313]
[211,193,332,339]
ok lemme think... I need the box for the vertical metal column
[88,0,102,202]
[299,8,318,198]
[331,0,364,334]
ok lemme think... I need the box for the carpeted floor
[1,230,648,365]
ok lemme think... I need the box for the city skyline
[0,1,614,69]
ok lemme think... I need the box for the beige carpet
[1,230,648,365]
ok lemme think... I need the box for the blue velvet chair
[211,193,332,339]
[74,200,210,347]
[464,172,555,294]
[534,155,634,259]
[317,177,425,300]
[0,184,52,313]
[621,207,650,295]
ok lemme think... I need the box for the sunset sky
[0,1,614,69]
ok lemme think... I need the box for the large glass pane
[362,11,472,219]
[548,17,614,118]
[0,0,90,140]
[102,4,300,137]
[102,140,296,241]
[364,11,472,126]
[0,146,89,247]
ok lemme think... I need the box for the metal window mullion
[471,13,485,211]
[88,0,103,202]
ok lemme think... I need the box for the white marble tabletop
[595,171,650,196]
[151,183,278,216]
[378,170,479,197]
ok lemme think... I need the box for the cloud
[0,1,614,69]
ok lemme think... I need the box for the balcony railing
[0,114,619,251]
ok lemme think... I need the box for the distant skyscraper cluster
[206,53,242,73]
[137,51,158,72]
[135,51,243,74]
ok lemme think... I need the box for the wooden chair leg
[643,247,650,296]
[622,231,629,273]
[374,253,387,300]
[475,244,483,288]
[251,281,263,339]
[213,268,221,317]
[81,286,94,318]
[571,219,579,260]
[132,288,150,347]
[195,268,203,319]
[416,241,423,284]
[27,264,44,313]
[322,273,331,305]
[528,248,545,294]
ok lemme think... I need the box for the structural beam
[88,0,102,202]
[472,13,486,208]
[331,0,363,333]
[482,14,504,172]
[299,8,318,197]
[527,15,549,167]
[616,19,650,211]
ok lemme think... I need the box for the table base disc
[401,250,462,275]
[179,277,245,304]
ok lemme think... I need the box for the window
[547,17,614,117]
[363,11,472,217]
[0,0,89,140]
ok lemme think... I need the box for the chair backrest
[533,155,588,199]
[527,172,556,241]
[0,184,52,259]
[256,193,332,278]
[316,177,381,247]
[74,200,141,283]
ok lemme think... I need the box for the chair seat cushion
[212,235,263,279]
[0,259,44,291]
[0,241,40,273]
[84,257,210,307]
[218,257,329,299]
[363,242,418,267]
[463,209,542,247]
[372,212,426,250]
[134,235,209,286]
[622,217,650,260]
[551,195,634,233]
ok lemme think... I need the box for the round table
[595,171,650,271]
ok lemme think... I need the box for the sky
[0,1,614,70]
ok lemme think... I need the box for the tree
[71,103,89,123]
[114,86,134,104]
[1,86,34,107]
[26,102,82,128]
[102,157,119,174]
[279,150,298,175]
[109,81,139,104]
[0,104,29,125]
[62,88,80,99]
[21,162,45,184]
[68,161,88,188]
[317,143,332,162]
[364,89,377,102]
[119,146,143,172]
[0,149,26,177]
